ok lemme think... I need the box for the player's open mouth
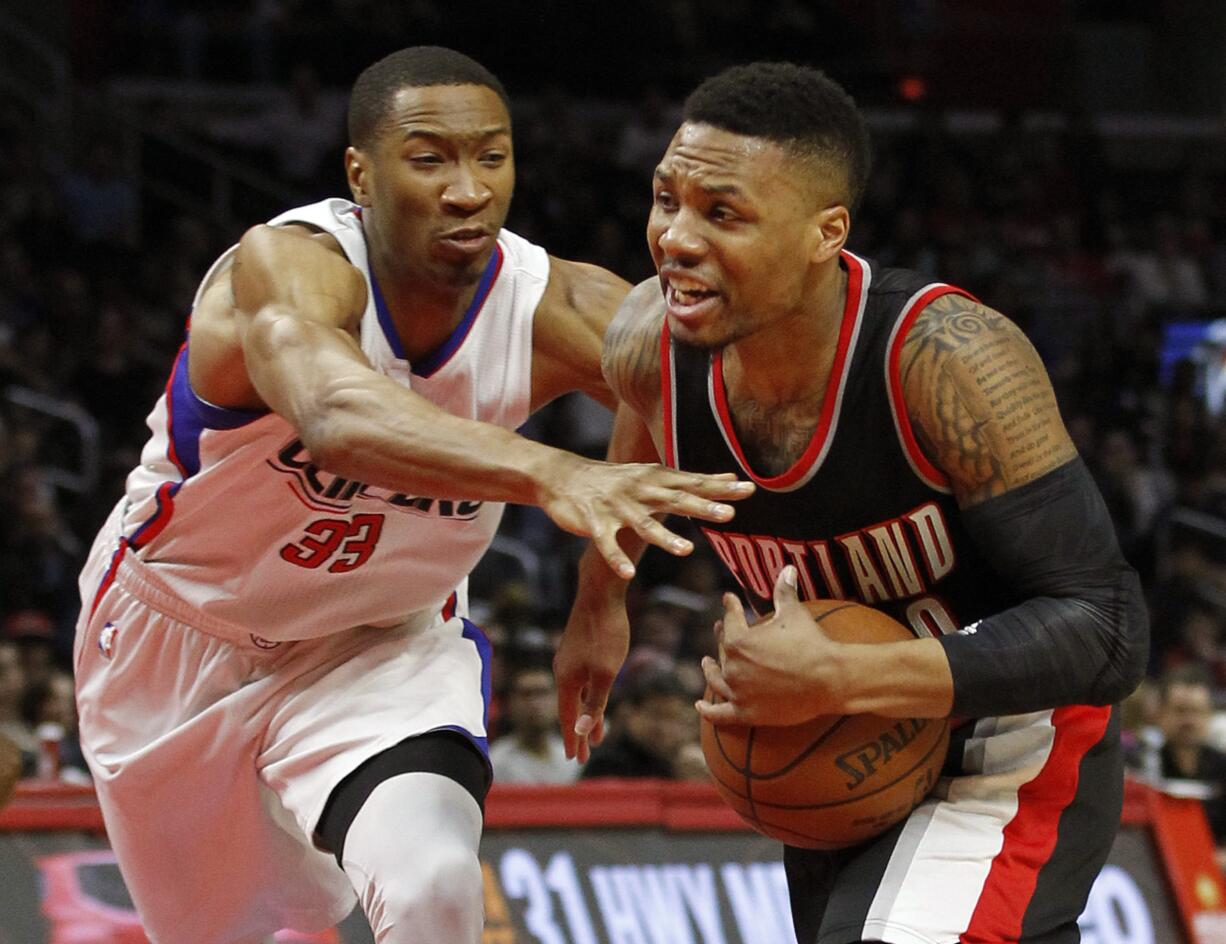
[665,279,721,321]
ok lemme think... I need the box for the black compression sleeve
[938,458,1149,718]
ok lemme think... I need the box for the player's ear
[809,204,849,265]
[345,147,372,207]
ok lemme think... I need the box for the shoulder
[602,278,666,414]
[537,255,631,327]
[898,291,1076,505]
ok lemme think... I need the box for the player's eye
[654,190,677,210]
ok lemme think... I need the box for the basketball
[700,599,950,849]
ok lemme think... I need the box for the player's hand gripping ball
[700,600,950,849]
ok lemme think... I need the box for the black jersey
[662,251,1023,637]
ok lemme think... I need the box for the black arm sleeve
[938,458,1149,718]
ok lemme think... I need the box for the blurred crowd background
[4,3,1226,818]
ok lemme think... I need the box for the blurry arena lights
[898,74,927,103]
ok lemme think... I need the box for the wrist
[523,444,580,506]
[575,546,632,602]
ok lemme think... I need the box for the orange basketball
[700,599,949,849]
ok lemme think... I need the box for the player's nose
[442,164,492,213]
[656,210,707,261]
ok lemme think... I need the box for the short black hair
[682,62,872,211]
[348,46,511,149]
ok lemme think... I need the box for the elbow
[296,390,372,476]
[1090,568,1151,705]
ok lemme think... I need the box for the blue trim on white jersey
[169,345,267,476]
[459,617,493,754]
[367,246,503,377]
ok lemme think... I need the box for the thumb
[773,564,799,613]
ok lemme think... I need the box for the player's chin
[666,311,728,351]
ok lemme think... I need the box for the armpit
[899,294,1076,506]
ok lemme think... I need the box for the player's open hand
[697,566,840,727]
[554,583,630,764]
[540,457,753,578]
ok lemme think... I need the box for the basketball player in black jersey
[557,63,1149,943]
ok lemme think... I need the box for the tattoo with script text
[899,294,1075,506]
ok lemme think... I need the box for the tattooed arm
[699,293,1145,727]
[899,294,1076,506]
[898,294,1148,717]
[601,278,668,444]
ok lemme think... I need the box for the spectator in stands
[1158,598,1226,689]
[1152,665,1226,842]
[489,663,577,785]
[0,640,34,777]
[581,670,700,780]
[21,668,89,783]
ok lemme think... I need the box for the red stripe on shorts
[960,704,1111,942]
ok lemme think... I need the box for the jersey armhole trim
[884,284,976,493]
[660,319,677,468]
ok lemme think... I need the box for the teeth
[671,279,709,293]
[670,285,714,308]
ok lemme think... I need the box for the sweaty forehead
[383,84,510,141]
[656,122,794,189]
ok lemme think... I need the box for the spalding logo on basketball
[700,599,950,849]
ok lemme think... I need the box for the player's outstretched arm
[220,227,750,575]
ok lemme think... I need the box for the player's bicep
[229,225,373,422]
[899,294,1076,507]
[530,258,630,411]
[230,225,367,334]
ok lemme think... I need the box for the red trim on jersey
[885,286,976,491]
[128,349,191,549]
[442,591,458,621]
[660,319,676,467]
[88,539,130,620]
[709,252,865,489]
[960,704,1111,942]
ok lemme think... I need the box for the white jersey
[95,197,549,643]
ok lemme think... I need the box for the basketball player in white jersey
[73,47,752,944]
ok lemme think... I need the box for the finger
[626,514,694,556]
[701,655,734,702]
[773,564,800,613]
[556,682,581,760]
[696,697,747,726]
[591,526,636,579]
[670,473,756,499]
[721,592,748,628]
[659,492,740,523]
[575,719,593,765]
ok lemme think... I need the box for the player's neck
[725,263,847,407]
[368,251,483,363]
